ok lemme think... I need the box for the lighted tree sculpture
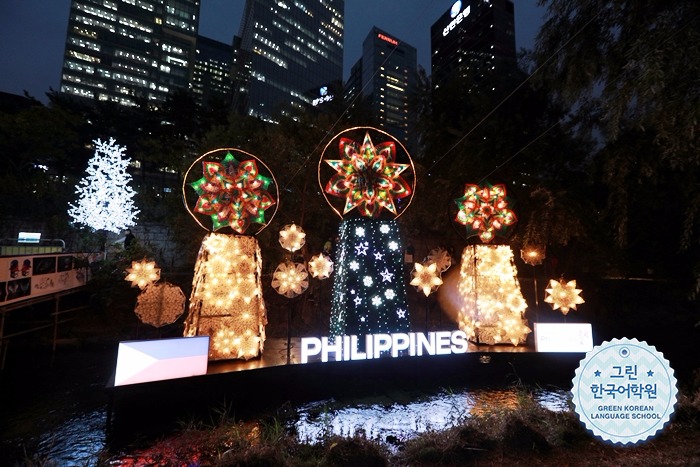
[68,138,139,234]
[457,245,531,345]
[544,278,584,315]
[319,127,416,338]
[453,184,530,345]
[182,149,278,360]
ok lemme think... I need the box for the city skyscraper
[431,0,516,89]
[192,35,233,108]
[233,0,344,123]
[60,0,200,107]
[344,27,417,151]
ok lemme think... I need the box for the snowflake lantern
[272,262,309,298]
[410,261,443,297]
[544,278,585,315]
[279,223,306,252]
[308,254,334,280]
[135,282,186,327]
[68,138,139,234]
[125,259,161,289]
[454,184,516,243]
[319,127,416,339]
[182,148,279,360]
[427,247,452,273]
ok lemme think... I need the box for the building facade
[60,0,200,107]
[344,27,417,151]
[192,35,233,108]
[233,0,344,123]
[431,0,515,90]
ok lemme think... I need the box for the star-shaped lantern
[308,253,334,279]
[544,278,585,315]
[125,259,160,289]
[324,132,412,217]
[272,262,309,298]
[427,247,452,273]
[454,183,517,243]
[410,261,444,297]
[521,245,545,266]
[189,151,276,233]
[279,223,306,252]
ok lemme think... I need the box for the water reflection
[293,387,570,446]
[36,409,107,466]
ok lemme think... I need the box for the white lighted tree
[68,138,139,233]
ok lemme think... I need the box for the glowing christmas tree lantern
[182,149,278,360]
[134,282,186,327]
[308,253,334,279]
[68,138,139,234]
[457,245,531,346]
[279,223,306,252]
[454,184,516,243]
[125,259,160,289]
[319,127,416,338]
[410,261,443,297]
[544,278,584,315]
[272,262,309,298]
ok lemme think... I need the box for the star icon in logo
[594,370,601,377]
[647,370,654,377]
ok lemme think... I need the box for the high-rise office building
[192,35,233,108]
[60,0,200,107]
[431,0,515,89]
[344,27,417,151]
[233,0,344,123]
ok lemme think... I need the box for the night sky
[0,0,544,104]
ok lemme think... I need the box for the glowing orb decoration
[272,262,309,298]
[457,245,531,345]
[319,127,415,219]
[279,223,306,252]
[544,278,585,315]
[454,183,517,243]
[184,233,266,360]
[125,259,161,289]
[134,282,186,327]
[521,245,546,266]
[183,148,278,235]
[427,247,452,273]
[308,253,334,279]
[410,261,444,297]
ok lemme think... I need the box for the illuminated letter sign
[443,3,471,36]
[377,33,399,46]
[300,330,468,363]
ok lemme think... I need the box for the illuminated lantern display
[427,247,452,273]
[454,184,516,243]
[544,278,585,315]
[272,261,309,298]
[125,259,160,289]
[308,253,334,280]
[410,261,443,297]
[457,245,531,346]
[278,223,306,252]
[520,244,546,266]
[68,138,139,233]
[182,149,278,360]
[319,127,416,338]
[134,282,186,327]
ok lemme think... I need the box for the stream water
[1,342,571,466]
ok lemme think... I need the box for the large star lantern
[454,183,517,243]
[272,262,309,298]
[308,253,334,280]
[189,152,276,233]
[324,132,412,217]
[544,278,585,315]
